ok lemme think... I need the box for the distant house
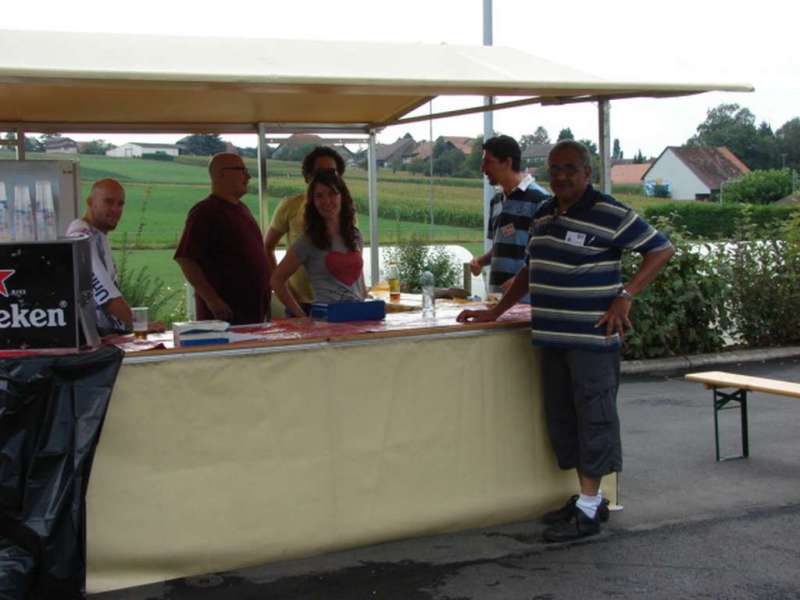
[412,141,434,162]
[611,162,652,186]
[272,134,324,157]
[642,146,750,200]
[43,137,78,154]
[442,136,474,155]
[106,142,180,158]
[408,136,474,163]
[412,139,453,162]
[522,144,555,163]
[519,143,554,178]
[330,145,356,165]
[375,137,416,167]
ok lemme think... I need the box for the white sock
[576,493,602,519]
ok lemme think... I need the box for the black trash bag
[0,346,124,600]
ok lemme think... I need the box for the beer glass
[132,307,149,340]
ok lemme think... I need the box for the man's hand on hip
[595,297,632,338]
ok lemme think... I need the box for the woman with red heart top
[271,169,366,317]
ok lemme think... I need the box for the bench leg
[713,387,749,461]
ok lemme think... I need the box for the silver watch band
[617,287,633,301]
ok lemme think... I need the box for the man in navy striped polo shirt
[469,135,549,302]
[458,140,674,542]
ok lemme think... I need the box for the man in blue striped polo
[469,135,549,301]
[458,140,674,542]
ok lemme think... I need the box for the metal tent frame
[0,29,753,283]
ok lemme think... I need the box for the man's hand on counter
[207,298,234,321]
[456,308,499,323]
[469,258,484,276]
[148,321,166,334]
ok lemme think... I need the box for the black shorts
[540,348,622,479]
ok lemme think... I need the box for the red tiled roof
[717,147,751,174]
[443,136,474,154]
[414,141,434,160]
[611,163,651,185]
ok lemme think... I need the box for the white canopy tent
[0,29,752,281]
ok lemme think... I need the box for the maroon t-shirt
[174,195,270,324]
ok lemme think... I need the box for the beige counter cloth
[86,329,615,592]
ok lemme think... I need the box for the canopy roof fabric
[0,30,752,133]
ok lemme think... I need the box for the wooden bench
[685,371,800,461]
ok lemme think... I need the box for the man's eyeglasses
[548,164,583,177]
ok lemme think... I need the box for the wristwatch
[617,287,633,301]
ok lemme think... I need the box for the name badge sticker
[565,231,587,246]
[500,223,516,237]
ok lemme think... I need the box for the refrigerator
[0,160,80,241]
[0,160,98,349]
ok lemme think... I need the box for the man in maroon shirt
[174,153,271,324]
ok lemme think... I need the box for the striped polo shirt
[487,174,550,302]
[527,185,672,351]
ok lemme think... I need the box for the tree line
[9,103,796,176]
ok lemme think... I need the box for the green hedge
[620,212,800,359]
[142,152,175,162]
[722,169,794,204]
[643,202,800,239]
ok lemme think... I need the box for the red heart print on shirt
[325,250,363,286]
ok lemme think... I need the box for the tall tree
[577,139,598,156]
[519,135,535,151]
[633,150,646,164]
[688,103,778,170]
[612,138,623,160]
[464,135,484,175]
[81,139,114,155]
[177,134,227,156]
[775,117,800,171]
[533,126,550,145]
[557,128,574,141]
[431,137,465,176]
[4,132,43,152]
[521,127,551,151]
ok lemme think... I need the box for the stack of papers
[172,320,230,347]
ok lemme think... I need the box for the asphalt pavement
[92,353,800,600]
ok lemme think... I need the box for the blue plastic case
[310,300,386,322]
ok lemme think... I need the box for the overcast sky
[5,0,797,158]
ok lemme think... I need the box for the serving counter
[86,303,616,593]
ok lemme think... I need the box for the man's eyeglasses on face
[548,164,582,177]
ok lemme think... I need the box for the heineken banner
[0,238,98,350]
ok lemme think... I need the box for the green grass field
[1,150,672,316]
[3,152,669,248]
[10,153,484,246]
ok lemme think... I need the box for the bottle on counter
[421,270,435,318]
[387,262,401,301]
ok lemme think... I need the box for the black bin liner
[0,346,123,600]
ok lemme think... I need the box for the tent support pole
[367,130,380,286]
[16,129,26,160]
[482,0,494,254]
[598,99,611,195]
[257,123,269,231]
